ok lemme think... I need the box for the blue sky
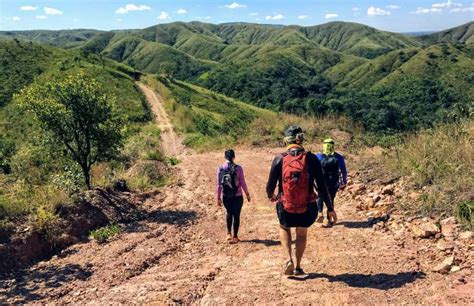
[0,1,473,32]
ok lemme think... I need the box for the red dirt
[1,84,472,304]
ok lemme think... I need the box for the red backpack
[281,151,310,213]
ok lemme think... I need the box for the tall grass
[387,121,473,223]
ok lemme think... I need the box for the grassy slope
[0,40,158,223]
[336,44,474,101]
[418,21,474,45]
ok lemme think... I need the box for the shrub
[456,200,473,229]
[90,223,121,243]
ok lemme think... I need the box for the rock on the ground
[382,185,395,195]
[411,221,440,238]
[450,266,461,273]
[436,240,455,251]
[432,256,455,274]
[458,231,473,240]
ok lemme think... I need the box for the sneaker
[316,214,324,223]
[284,260,294,275]
[233,237,241,243]
[322,220,334,228]
[293,267,305,276]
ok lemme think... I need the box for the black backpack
[320,154,340,187]
[220,163,238,197]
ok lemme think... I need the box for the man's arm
[310,154,334,211]
[266,155,282,199]
[336,153,347,185]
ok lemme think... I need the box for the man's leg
[279,225,292,262]
[295,227,308,269]
[316,197,324,223]
[316,197,324,213]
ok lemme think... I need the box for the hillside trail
[137,83,185,156]
[1,85,472,304]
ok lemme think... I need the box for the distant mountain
[403,31,435,37]
[418,22,474,45]
[0,29,103,48]
[1,21,472,132]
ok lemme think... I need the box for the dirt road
[1,85,472,304]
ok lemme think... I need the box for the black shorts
[276,202,318,228]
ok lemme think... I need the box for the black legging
[317,186,338,213]
[223,196,244,237]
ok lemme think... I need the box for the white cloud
[265,14,284,20]
[73,18,79,22]
[36,15,47,19]
[411,7,442,14]
[115,4,151,14]
[197,16,211,20]
[44,7,63,15]
[386,5,400,9]
[450,6,474,12]
[367,6,391,16]
[177,9,187,14]
[224,2,247,9]
[352,7,360,12]
[298,15,309,20]
[20,6,38,11]
[158,11,171,20]
[12,16,21,21]
[325,13,338,19]
[249,12,259,16]
[432,1,462,8]
[117,18,123,22]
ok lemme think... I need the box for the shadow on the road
[335,221,372,229]
[0,264,92,304]
[242,239,281,246]
[288,271,426,289]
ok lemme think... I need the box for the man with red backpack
[266,126,336,276]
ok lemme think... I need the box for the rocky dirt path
[1,86,472,304]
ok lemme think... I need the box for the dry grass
[387,121,473,222]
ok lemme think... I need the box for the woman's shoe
[233,237,241,243]
[284,260,294,275]
[316,214,324,223]
[226,234,233,242]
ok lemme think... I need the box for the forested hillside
[4,21,471,133]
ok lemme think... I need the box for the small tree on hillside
[17,74,123,189]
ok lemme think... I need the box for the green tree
[17,74,123,189]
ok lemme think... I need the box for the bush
[456,200,473,229]
[90,223,121,243]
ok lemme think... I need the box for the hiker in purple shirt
[217,149,251,243]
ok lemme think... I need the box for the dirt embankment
[1,84,472,304]
[0,186,146,273]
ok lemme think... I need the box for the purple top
[216,162,249,199]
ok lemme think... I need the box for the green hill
[0,29,102,48]
[0,40,151,176]
[1,21,472,133]
[418,22,474,45]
